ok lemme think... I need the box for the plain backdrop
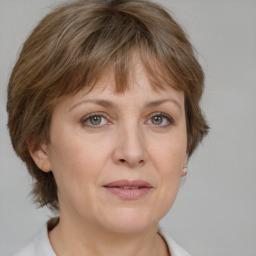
[0,0,256,255]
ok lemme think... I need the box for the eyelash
[80,112,174,129]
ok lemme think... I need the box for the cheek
[155,159,183,219]
[49,126,109,170]
[156,146,183,194]
[149,136,186,214]
[47,133,111,197]
[161,143,185,190]
[150,134,186,173]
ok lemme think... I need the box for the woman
[7,0,209,255]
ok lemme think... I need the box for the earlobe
[182,166,188,177]
[181,154,189,177]
[27,138,51,173]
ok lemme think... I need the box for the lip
[103,179,153,200]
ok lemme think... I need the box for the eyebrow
[69,98,182,113]
[144,99,182,112]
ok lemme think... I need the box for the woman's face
[34,60,188,233]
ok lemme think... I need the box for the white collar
[158,227,192,256]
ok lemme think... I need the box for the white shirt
[14,223,191,256]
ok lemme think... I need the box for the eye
[147,113,173,127]
[81,113,109,128]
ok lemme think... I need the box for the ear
[181,154,189,177]
[27,138,52,173]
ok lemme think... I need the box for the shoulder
[159,227,192,256]
[13,224,55,256]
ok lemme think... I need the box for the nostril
[120,159,126,163]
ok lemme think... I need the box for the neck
[48,216,169,256]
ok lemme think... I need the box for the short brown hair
[7,0,209,211]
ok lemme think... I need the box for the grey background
[1,0,256,255]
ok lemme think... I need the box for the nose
[112,125,148,168]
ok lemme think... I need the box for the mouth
[103,180,153,200]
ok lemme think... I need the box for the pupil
[152,116,162,125]
[90,116,101,125]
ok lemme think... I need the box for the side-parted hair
[7,0,209,211]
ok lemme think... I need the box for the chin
[99,207,160,234]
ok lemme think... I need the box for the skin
[30,58,188,256]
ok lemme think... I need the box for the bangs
[42,3,194,101]
[58,44,181,98]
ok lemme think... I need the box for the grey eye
[147,113,173,127]
[151,116,163,125]
[81,114,108,127]
[89,116,102,125]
